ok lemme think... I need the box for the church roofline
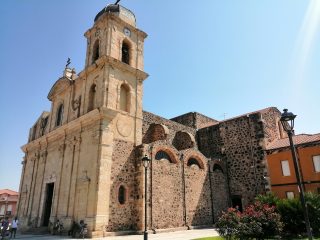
[219,107,280,124]
[78,55,148,81]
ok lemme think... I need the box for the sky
[0,0,320,191]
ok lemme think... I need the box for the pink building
[0,189,19,219]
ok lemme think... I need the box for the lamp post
[141,154,151,240]
[280,109,313,240]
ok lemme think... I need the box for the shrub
[237,202,283,239]
[277,197,305,236]
[256,192,320,237]
[306,192,320,236]
[216,202,282,239]
[255,192,279,206]
[216,208,240,240]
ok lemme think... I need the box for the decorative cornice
[78,55,148,81]
[21,107,121,153]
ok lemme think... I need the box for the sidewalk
[13,228,219,240]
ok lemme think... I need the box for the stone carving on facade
[116,115,132,137]
[79,170,91,183]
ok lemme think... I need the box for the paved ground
[7,228,219,240]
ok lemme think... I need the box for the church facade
[17,4,285,237]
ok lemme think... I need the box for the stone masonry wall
[143,111,197,144]
[151,158,184,229]
[171,112,218,129]
[197,108,281,208]
[107,139,139,231]
[142,111,214,229]
[184,156,213,226]
[210,166,229,221]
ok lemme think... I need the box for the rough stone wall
[210,167,229,221]
[197,125,223,159]
[173,131,195,150]
[107,139,139,231]
[143,111,196,145]
[171,112,218,129]
[143,124,168,143]
[261,107,283,145]
[184,163,212,226]
[142,111,213,229]
[151,159,184,229]
[197,108,281,208]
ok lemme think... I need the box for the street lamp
[141,154,151,240]
[280,109,313,240]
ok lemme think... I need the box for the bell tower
[80,3,148,236]
[82,3,148,144]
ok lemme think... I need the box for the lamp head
[141,154,151,168]
[280,108,296,132]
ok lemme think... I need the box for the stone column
[91,116,115,237]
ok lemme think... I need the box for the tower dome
[94,4,136,26]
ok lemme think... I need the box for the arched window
[88,84,96,112]
[155,150,172,163]
[118,185,126,205]
[121,41,130,64]
[213,164,223,172]
[92,40,100,63]
[187,158,202,169]
[56,104,64,126]
[120,84,129,112]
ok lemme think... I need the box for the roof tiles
[267,133,320,150]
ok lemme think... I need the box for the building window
[118,185,126,205]
[7,205,12,211]
[155,150,172,163]
[0,205,5,215]
[317,187,320,194]
[286,191,294,199]
[187,158,202,169]
[88,84,96,112]
[121,41,130,64]
[281,160,290,176]
[120,84,129,112]
[92,40,100,63]
[55,104,64,126]
[312,155,320,172]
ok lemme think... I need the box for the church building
[17,4,286,237]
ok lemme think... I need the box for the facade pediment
[47,77,71,101]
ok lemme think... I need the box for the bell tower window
[92,40,100,63]
[120,84,130,112]
[88,84,96,112]
[56,104,64,127]
[121,41,130,65]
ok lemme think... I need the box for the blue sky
[1,0,320,191]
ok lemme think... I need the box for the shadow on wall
[185,160,213,227]
[106,139,140,232]
[210,165,229,221]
